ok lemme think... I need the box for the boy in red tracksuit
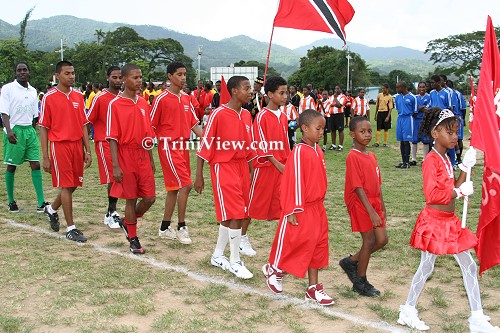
[263,109,334,306]
[244,76,290,256]
[106,63,156,255]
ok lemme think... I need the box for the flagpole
[462,165,472,229]
[263,25,275,86]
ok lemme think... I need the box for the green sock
[31,170,45,206]
[6,171,14,203]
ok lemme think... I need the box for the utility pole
[346,45,352,92]
[197,45,203,81]
[55,39,64,61]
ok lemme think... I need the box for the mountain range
[0,15,434,77]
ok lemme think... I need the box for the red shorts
[268,201,329,278]
[210,159,250,222]
[110,146,156,199]
[95,141,113,185]
[158,141,192,191]
[248,166,282,220]
[50,141,84,188]
[348,199,386,232]
[410,205,477,255]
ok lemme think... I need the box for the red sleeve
[105,100,120,142]
[253,113,271,163]
[346,153,363,189]
[422,154,453,205]
[372,153,382,185]
[78,94,89,126]
[196,109,218,162]
[38,94,51,129]
[280,145,306,217]
[189,100,199,128]
[150,96,162,131]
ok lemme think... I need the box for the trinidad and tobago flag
[273,0,355,44]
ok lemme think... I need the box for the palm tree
[95,29,105,44]
[19,6,35,50]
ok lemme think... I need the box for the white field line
[3,219,408,333]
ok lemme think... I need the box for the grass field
[1,107,499,333]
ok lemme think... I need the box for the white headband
[434,109,455,128]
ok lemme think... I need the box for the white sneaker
[262,263,286,293]
[397,304,430,331]
[210,255,230,271]
[176,226,192,245]
[239,234,256,256]
[158,226,176,240]
[229,261,253,279]
[469,315,500,333]
[104,211,121,229]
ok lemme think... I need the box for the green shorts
[3,125,40,166]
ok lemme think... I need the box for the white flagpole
[461,145,474,229]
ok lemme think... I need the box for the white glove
[459,147,477,172]
[454,181,474,198]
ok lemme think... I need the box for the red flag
[468,75,476,133]
[273,0,355,44]
[219,76,230,105]
[472,16,500,275]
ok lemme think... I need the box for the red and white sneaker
[305,283,335,306]
[262,263,286,293]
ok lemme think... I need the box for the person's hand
[194,174,204,194]
[42,156,51,173]
[459,147,477,172]
[370,211,382,227]
[6,130,17,144]
[113,165,123,183]
[287,214,298,225]
[385,115,390,122]
[455,181,474,198]
[276,162,285,174]
[84,152,92,169]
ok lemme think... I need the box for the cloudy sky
[1,0,498,50]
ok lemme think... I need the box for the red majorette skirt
[410,205,477,255]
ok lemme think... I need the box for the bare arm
[82,125,92,168]
[194,156,205,194]
[109,139,123,183]
[39,126,51,173]
[267,156,285,173]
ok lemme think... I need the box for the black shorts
[328,113,344,132]
[344,107,351,117]
[376,111,392,130]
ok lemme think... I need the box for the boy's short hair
[358,88,365,93]
[107,65,121,76]
[167,62,186,75]
[382,84,389,89]
[264,76,287,94]
[55,61,73,73]
[430,75,440,82]
[14,61,30,72]
[226,75,249,97]
[121,63,140,77]
[349,115,370,131]
[298,109,323,128]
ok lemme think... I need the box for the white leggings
[406,250,482,311]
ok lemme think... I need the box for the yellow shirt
[375,92,393,112]
[85,91,98,110]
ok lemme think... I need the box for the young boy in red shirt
[150,62,202,245]
[245,76,290,256]
[39,60,92,242]
[340,116,388,297]
[263,109,334,306]
[87,65,123,229]
[106,63,156,254]
[194,75,257,279]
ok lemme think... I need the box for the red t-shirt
[106,95,154,145]
[344,150,382,209]
[39,87,88,142]
[150,90,198,142]
[280,143,327,217]
[252,108,291,168]
[197,105,256,164]
[422,152,455,205]
[87,89,118,142]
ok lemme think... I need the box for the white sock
[47,204,57,214]
[213,224,229,258]
[228,228,242,264]
[411,143,417,161]
[67,225,76,232]
[471,310,485,318]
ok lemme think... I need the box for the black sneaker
[383,144,388,147]
[339,256,358,283]
[337,146,343,151]
[36,201,50,213]
[401,163,410,169]
[329,144,336,150]
[372,143,380,147]
[8,201,19,213]
[118,218,130,241]
[44,206,60,232]
[352,276,380,297]
[395,162,404,168]
[409,160,417,166]
[129,237,144,254]
[66,228,87,242]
